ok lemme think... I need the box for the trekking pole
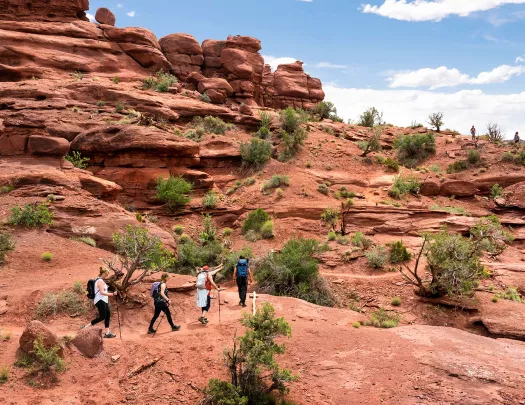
[115,292,122,340]
[218,286,221,323]
[152,312,165,337]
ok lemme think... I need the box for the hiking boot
[104,332,116,339]
[203,317,209,324]
[241,303,247,308]
[239,301,242,306]
[172,325,181,331]
[199,316,206,325]
[147,328,155,334]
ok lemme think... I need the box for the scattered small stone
[111,355,121,362]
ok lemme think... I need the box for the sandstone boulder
[28,135,70,156]
[160,33,203,80]
[197,78,233,104]
[19,320,63,356]
[78,173,122,199]
[502,181,525,209]
[95,7,115,26]
[439,180,479,197]
[73,328,103,358]
[420,180,441,196]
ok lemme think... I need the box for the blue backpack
[237,259,249,277]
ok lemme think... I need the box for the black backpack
[86,278,99,299]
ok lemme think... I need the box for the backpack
[86,278,99,300]
[150,282,161,299]
[196,271,208,290]
[236,259,249,277]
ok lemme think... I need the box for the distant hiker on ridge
[471,125,476,141]
[233,256,252,308]
[196,265,222,325]
[515,132,520,145]
[148,273,180,334]
[83,267,118,339]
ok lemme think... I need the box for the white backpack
[196,271,208,290]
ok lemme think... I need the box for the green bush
[255,238,335,306]
[383,158,400,172]
[242,208,270,234]
[357,107,384,128]
[244,230,259,242]
[317,183,329,195]
[240,138,272,169]
[69,236,96,247]
[388,241,412,264]
[429,164,441,173]
[313,101,339,120]
[358,128,382,157]
[467,149,481,164]
[200,93,212,103]
[112,76,120,84]
[351,232,372,249]
[367,308,400,328]
[260,220,274,239]
[177,238,224,274]
[0,232,15,265]
[279,107,307,160]
[183,128,205,142]
[143,71,178,92]
[202,191,218,209]
[203,379,248,405]
[394,133,436,168]
[490,184,503,199]
[9,202,53,228]
[0,185,13,194]
[156,175,193,209]
[261,175,289,194]
[365,246,388,268]
[222,227,233,237]
[515,151,525,166]
[327,230,337,241]
[41,252,53,262]
[72,281,83,295]
[495,287,522,303]
[470,215,514,256]
[178,234,191,244]
[0,366,8,384]
[337,235,350,245]
[502,151,514,162]
[446,160,468,174]
[35,289,86,320]
[391,297,402,306]
[388,174,421,199]
[172,225,184,235]
[255,111,272,139]
[338,187,356,199]
[65,151,89,169]
[31,336,66,373]
[192,116,233,135]
[275,188,284,199]
[115,100,124,112]
[321,207,339,230]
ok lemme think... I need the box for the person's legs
[148,303,162,332]
[236,277,243,304]
[239,277,248,306]
[161,304,177,329]
[104,303,111,332]
[87,300,106,327]
[201,296,211,324]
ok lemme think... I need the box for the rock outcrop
[95,7,115,26]
[0,0,89,22]
[19,320,63,356]
[160,33,203,80]
[73,327,104,358]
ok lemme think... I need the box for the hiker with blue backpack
[233,256,252,307]
[148,273,180,334]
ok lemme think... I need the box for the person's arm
[248,268,253,283]
[233,266,237,281]
[160,283,170,303]
[208,273,219,290]
[97,279,117,297]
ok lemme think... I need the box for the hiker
[196,265,221,325]
[148,273,180,334]
[233,256,253,307]
[471,125,476,141]
[515,132,520,145]
[82,268,118,339]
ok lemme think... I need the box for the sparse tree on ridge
[427,112,444,133]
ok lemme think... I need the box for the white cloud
[388,63,525,89]
[117,3,124,7]
[315,62,348,69]
[127,11,135,17]
[262,55,300,71]
[516,56,525,63]
[86,13,96,23]
[324,85,525,137]
[297,0,313,2]
[361,0,525,22]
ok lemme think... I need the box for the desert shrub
[0,185,13,194]
[97,100,105,107]
[115,100,124,112]
[31,336,65,373]
[178,234,191,244]
[244,230,259,242]
[486,123,504,143]
[410,121,424,129]
[255,110,272,139]
[357,107,384,128]
[202,303,295,405]
[9,202,53,228]
[260,220,274,239]
[351,232,372,249]
[495,287,522,303]
[202,191,218,209]
[192,116,232,134]
[317,183,329,195]
[240,138,272,169]
[502,151,514,162]
[352,322,361,328]
[394,132,436,168]
[470,215,514,256]
[358,127,382,157]
[35,289,86,319]
[261,175,289,194]
[366,308,400,328]
[391,297,402,306]
[70,71,84,80]
[383,157,399,172]
[321,207,339,230]
[278,107,307,160]
[0,366,8,384]
[338,187,356,199]
[177,238,223,274]
[427,112,444,132]
[41,252,53,262]
[69,236,96,247]
[0,232,15,265]
[337,235,350,245]
[430,205,467,215]
[65,151,89,169]
[429,164,441,173]
[388,174,421,199]
[222,227,233,237]
[275,188,284,199]
[388,240,412,264]
[183,128,205,142]
[491,184,503,199]
[172,225,184,235]
[242,208,270,235]
[112,76,120,84]
[515,151,525,166]
[199,93,212,103]
[255,238,335,306]
[365,246,388,269]
[446,160,468,173]
[143,71,178,92]
[199,214,218,244]
[327,230,337,241]
[467,149,481,164]
[72,281,83,295]
[313,101,339,121]
[156,175,193,209]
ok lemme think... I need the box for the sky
[87,0,525,136]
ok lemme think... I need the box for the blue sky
[87,1,525,135]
